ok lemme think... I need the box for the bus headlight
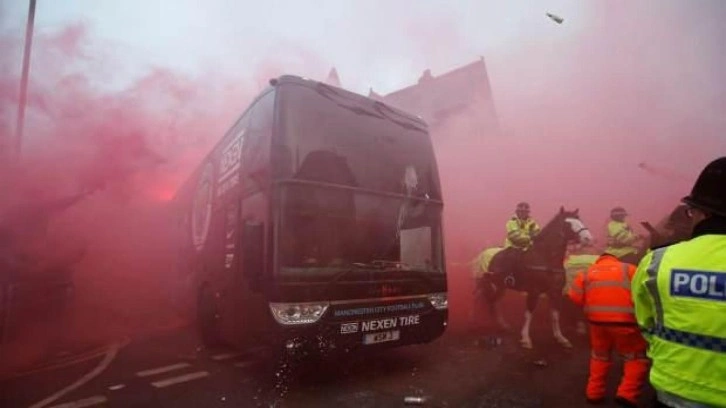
[428,293,448,310]
[269,302,330,325]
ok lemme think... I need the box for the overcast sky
[0,0,589,94]
[1,0,724,151]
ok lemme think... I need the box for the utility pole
[14,0,37,159]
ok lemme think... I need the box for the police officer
[606,207,644,265]
[504,202,541,250]
[632,156,726,408]
[502,202,541,287]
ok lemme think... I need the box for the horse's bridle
[567,217,590,241]
[573,226,589,235]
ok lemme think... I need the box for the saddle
[491,247,527,288]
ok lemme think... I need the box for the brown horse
[476,207,593,349]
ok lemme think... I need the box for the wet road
[1,318,654,408]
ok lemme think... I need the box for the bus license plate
[363,330,400,345]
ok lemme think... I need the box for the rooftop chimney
[418,69,433,84]
[326,67,341,87]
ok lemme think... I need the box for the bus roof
[272,75,429,129]
[172,74,430,204]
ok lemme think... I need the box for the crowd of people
[504,157,725,407]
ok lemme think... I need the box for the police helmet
[610,207,628,219]
[682,157,726,217]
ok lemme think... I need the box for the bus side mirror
[242,221,264,291]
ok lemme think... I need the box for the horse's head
[558,207,593,246]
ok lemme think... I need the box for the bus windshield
[274,83,444,278]
[274,83,441,199]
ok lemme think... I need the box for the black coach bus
[173,75,447,353]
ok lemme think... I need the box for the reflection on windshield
[277,84,442,200]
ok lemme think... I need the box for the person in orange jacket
[568,253,649,407]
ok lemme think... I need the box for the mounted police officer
[606,207,644,265]
[632,156,726,408]
[502,202,541,286]
[505,202,541,250]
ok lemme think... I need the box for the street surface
[1,291,656,408]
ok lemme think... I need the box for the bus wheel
[197,285,220,347]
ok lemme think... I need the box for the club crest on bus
[191,162,214,251]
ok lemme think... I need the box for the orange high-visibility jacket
[568,254,637,324]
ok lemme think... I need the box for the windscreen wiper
[322,263,381,295]
[324,261,437,293]
[376,263,438,288]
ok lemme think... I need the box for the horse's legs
[469,278,485,324]
[549,292,573,348]
[482,278,511,331]
[492,286,510,330]
[520,292,539,349]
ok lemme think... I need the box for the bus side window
[244,91,275,192]
[242,220,264,292]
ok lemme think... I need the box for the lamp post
[14,0,37,159]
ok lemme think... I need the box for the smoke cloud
[429,1,726,328]
[0,21,327,372]
[1,1,724,367]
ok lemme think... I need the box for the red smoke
[0,22,327,373]
[1,2,724,371]
[432,2,726,329]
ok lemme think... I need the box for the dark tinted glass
[275,83,441,200]
[243,91,275,193]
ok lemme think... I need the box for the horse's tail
[469,252,483,278]
[472,248,506,307]
[471,247,504,278]
[470,249,487,279]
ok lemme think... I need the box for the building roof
[380,58,500,134]
[324,57,500,137]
